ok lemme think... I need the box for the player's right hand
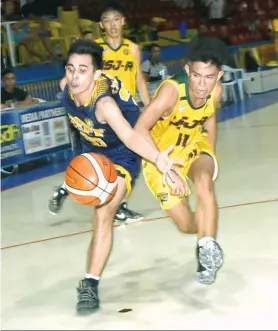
[155,145,184,176]
[165,168,190,196]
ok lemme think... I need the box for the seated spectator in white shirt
[141,44,168,82]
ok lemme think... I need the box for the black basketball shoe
[48,185,68,215]
[114,201,144,224]
[76,278,100,315]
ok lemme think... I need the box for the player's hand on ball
[165,168,190,196]
[156,145,184,175]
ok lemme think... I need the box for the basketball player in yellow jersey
[135,36,227,285]
[95,2,150,106]
[94,2,150,223]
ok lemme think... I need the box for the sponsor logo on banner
[0,112,24,166]
[21,107,70,154]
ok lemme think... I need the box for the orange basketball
[64,152,118,206]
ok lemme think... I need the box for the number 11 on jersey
[176,133,190,147]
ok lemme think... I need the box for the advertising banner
[1,103,71,168]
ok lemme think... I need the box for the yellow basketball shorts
[142,138,218,210]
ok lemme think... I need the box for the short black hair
[2,68,15,78]
[82,30,93,36]
[66,39,103,70]
[188,36,228,69]
[149,43,160,52]
[99,1,125,21]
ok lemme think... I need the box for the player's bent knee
[176,221,195,234]
[167,201,196,234]
[194,171,214,197]
[94,204,119,227]
[93,175,127,226]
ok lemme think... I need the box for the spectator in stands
[142,44,168,82]
[0,68,38,109]
[1,0,21,21]
[198,23,210,36]
[219,25,230,45]
[82,30,95,40]
[3,3,59,63]
[21,0,63,18]
[248,12,259,32]
[202,0,226,22]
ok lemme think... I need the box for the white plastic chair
[221,65,250,102]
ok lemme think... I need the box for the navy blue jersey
[61,72,141,184]
[61,72,140,155]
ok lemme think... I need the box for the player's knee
[176,221,195,234]
[94,204,118,227]
[168,205,195,234]
[194,171,214,198]
[94,215,113,229]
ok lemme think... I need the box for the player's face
[100,10,124,38]
[3,73,16,90]
[185,62,223,100]
[65,54,100,96]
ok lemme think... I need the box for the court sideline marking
[1,198,277,250]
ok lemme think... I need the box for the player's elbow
[119,128,137,150]
[137,71,148,85]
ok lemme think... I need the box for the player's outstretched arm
[96,96,183,175]
[204,83,223,152]
[132,43,150,107]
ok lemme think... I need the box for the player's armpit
[204,113,217,152]
[135,82,179,132]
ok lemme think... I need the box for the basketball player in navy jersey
[54,39,185,314]
[48,2,149,223]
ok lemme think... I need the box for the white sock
[198,236,215,247]
[61,182,67,190]
[85,273,100,281]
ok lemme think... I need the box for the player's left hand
[156,145,184,176]
[165,168,190,196]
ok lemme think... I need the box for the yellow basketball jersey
[95,37,137,97]
[151,72,217,161]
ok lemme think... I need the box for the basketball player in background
[135,36,227,285]
[95,2,150,106]
[95,2,150,222]
[49,2,149,223]
[55,39,183,314]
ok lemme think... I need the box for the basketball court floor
[1,103,278,330]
